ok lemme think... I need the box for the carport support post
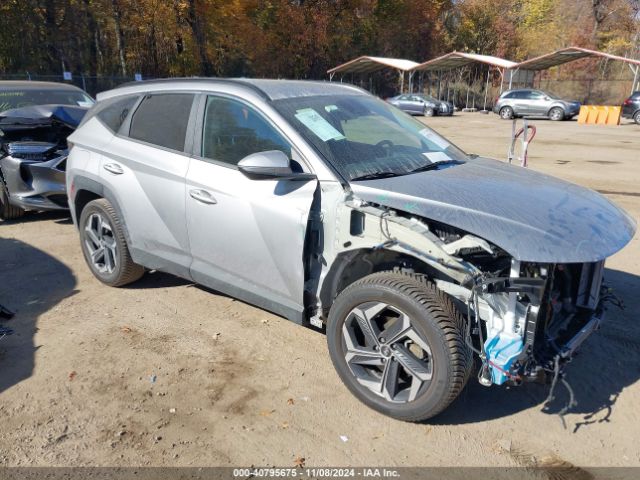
[437,70,442,99]
[482,68,490,111]
[399,69,405,93]
[631,65,639,94]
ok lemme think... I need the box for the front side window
[527,91,545,100]
[272,94,467,181]
[129,93,195,152]
[201,96,291,165]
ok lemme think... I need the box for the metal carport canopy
[513,46,640,70]
[411,52,517,71]
[327,56,420,76]
[510,46,640,93]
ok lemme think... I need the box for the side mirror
[237,150,315,181]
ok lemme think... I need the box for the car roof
[0,80,87,92]
[105,78,368,102]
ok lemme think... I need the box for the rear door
[185,94,317,322]
[99,92,197,277]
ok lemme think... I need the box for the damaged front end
[318,195,624,396]
[0,105,87,211]
[436,255,610,388]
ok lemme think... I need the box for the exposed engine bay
[309,192,615,400]
[0,105,87,212]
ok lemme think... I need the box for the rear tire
[79,198,144,287]
[549,107,565,121]
[327,272,472,422]
[424,107,435,117]
[0,178,25,221]
[499,106,514,120]
[634,111,640,125]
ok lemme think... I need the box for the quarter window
[96,95,139,133]
[201,96,291,165]
[129,93,195,152]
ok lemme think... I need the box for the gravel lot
[1,112,639,470]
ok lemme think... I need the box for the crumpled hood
[0,104,87,129]
[350,157,636,263]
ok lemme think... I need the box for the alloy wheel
[84,212,118,274]
[549,108,564,121]
[342,301,433,403]
[500,107,513,119]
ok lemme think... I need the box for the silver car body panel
[0,150,68,210]
[0,104,88,211]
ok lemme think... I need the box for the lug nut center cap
[380,345,392,358]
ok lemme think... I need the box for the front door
[525,90,549,116]
[185,94,317,322]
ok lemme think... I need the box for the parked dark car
[387,93,453,116]
[493,88,581,121]
[0,81,93,220]
[622,91,640,124]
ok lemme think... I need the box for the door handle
[103,163,124,175]
[189,189,217,205]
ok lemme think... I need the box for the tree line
[1,0,638,81]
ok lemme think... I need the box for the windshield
[272,94,467,181]
[0,89,94,112]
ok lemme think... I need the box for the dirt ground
[1,112,639,470]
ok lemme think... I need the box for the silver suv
[493,88,581,121]
[67,79,634,422]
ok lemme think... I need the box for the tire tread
[333,271,472,421]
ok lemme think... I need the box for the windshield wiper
[350,171,402,181]
[408,160,460,174]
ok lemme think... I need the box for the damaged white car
[66,79,636,421]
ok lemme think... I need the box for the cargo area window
[95,95,139,133]
[129,93,195,152]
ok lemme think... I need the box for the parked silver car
[493,88,581,121]
[387,93,453,116]
[67,79,634,422]
[0,81,93,219]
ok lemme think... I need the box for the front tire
[0,178,24,221]
[549,107,565,121]
[327,272,472,422]
[424,107,435,117]
[79,198,144,287]
[634,111,640,125]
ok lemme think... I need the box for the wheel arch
[319,247,455,317]
[547,104,566,115]
[71,176,132,247]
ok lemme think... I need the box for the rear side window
[502,92,517,99]
[129,93,195,152]
[96,95,139,132]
